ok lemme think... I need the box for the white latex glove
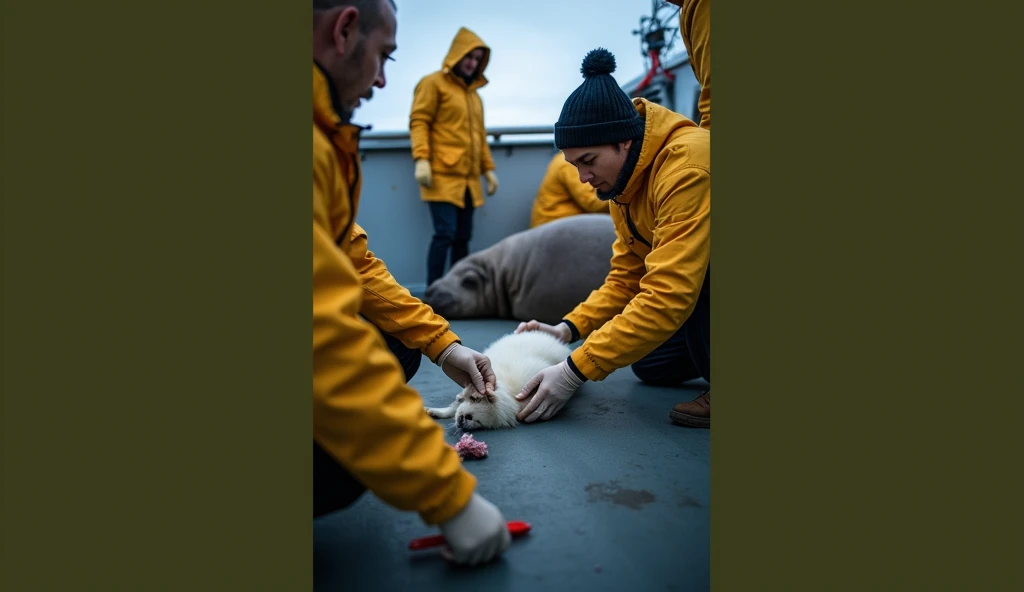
[436,343,497,395]
[438,492,511,565]
[414,158,433,188]
[514,319,572,343]
[484,170,499,196]
[515,360,583,423]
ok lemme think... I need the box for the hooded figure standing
[410,27,499,286]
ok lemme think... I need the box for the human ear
[332,7,359,56]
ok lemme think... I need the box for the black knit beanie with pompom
[554,48,645,150]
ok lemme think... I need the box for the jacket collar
[617,99,698,202]
[313,61,363,153]
[599,130,645,201]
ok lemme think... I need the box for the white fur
[425,331,572,430]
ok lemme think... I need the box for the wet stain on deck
[585,480,655,510]
[589,397,625,416]
[676,494,703,508]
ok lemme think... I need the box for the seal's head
[423,257,495,318]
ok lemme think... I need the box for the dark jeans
[426,190,475,286]
[631,265,711,386]
[313,329,421,518]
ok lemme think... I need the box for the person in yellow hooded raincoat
[409,27,499,286]
[668,0,710,130]
[513,48,712,429]
[529,152,609,228]
[312,0,510,566]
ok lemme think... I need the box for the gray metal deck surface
[314,319,710,591]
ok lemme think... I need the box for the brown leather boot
[670,391,710,428]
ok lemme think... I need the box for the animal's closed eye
[461,276,479,290]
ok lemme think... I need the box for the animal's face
[454,387,501,430]
[423,260,493,319]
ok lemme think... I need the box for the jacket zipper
[465,88,474,171]
[340,152,360,244]
[618,202,652,248]
[332,125,362,246]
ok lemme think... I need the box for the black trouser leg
[313,441,367,518]
[683,265,711,383]
[427,201,458,286]
[450,190,474,267]
[630,265,710,385]
[377,330,421,383]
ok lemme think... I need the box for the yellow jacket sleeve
[567,163,711,381]
[563,232,645,341]
[409,77,437,162]
[313,222,476,525]
[313,142,476,524]
[347,224,460,362]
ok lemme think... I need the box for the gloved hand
[514,319,572,343]
[515,360,583,423]
[484,170,499,196]
[436,343,497,395]
[414,159,433,188]
[438,492,511,565]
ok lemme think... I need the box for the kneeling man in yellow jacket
[515,48,712,428]
[313,0,510,566]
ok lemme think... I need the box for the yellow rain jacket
[409,27,495,208]
[674,0,710,130]
[529,153,609,228]
[313,64,474,525]
[564,99,710,381]
[347,223,459,360]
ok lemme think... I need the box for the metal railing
[360,125,556,151]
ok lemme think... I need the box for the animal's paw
[425,406,451,419]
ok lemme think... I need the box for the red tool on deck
[408,520,532,550]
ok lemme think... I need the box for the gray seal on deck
[423,214,616,324]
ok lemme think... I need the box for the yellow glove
[414,159,432,188]
[484,170,499,196]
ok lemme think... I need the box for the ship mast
[631,0,681,106]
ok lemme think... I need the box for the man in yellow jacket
[668,0,710,130]
[513,48,712,428]
[529,152,609,228]
[312,0,510,565]
[410,27,499,286]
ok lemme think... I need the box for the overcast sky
[353,0,685,132]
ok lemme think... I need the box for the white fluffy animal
[426,331,572,430]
